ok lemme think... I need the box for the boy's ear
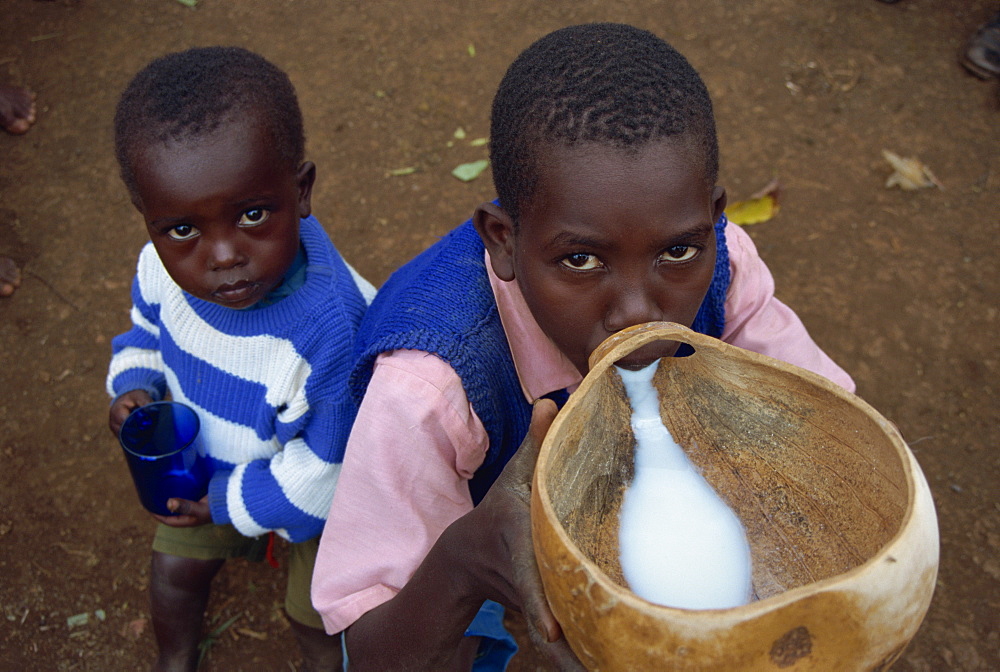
[473,201,517,282]
[711,186,727,224]
[296,161,317,219]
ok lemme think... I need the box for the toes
[0,85,37,134]
[5,119,30,135]
[0,257,21,296]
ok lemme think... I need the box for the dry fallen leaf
[123,618,147,640]
[66,612,90,629]
[451,159,489,182]
[727,179,781,226]
[236,627,268,640]
[882,150,943,190]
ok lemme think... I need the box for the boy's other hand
[471,398,585,670]
[108,389,154,435]
[153,495,211,527]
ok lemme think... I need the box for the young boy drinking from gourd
[312,23,854,671]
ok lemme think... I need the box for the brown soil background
[1,1,997,670]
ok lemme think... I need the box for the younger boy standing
[106,47,373,672]
[312,23,855,670]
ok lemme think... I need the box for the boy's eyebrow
[232,196,271,209]
[546,231,609,249]
[668,221,715,242]
[147,215,189,228]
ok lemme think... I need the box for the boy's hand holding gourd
[345,399,584,672]
[460,398,585,671]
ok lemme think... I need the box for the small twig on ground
[197,613,241,668]
[24,269,80,311]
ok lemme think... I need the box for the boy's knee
[151,550,224,590]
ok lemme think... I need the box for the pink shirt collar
[485,251,582,402]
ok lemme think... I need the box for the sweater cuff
[207,472,232,526]
[109,368,166,402]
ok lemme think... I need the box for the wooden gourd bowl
[531,322,939,671]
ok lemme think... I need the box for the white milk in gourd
[616,360,753,609]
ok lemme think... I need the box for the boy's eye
[167,224,199,241]
[238,208,270,227]
[659,246,699,263]
[560,253,604,271]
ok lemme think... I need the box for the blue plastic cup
[118,401,211,516]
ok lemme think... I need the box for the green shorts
[153,523,324,630]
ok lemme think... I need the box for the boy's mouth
[213,280,259,305]
[614,341,680,370]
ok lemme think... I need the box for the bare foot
[0,257,21,297]
[0,83,37,135]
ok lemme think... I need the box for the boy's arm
[107,248,168,436]
[207,372,356,543]
[106,249,169,403]
[341,399,583,672]
[311,351,488,631]
[311,352,582,669]
[721,222,856,392]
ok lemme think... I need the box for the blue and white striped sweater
[107,216,374,543]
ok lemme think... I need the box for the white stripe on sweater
[130,303,160,338]
[226,463,268,538]
[345,260,377,305]
[106,346,165,396]
[266,438,342,518]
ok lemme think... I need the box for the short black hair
[114,46,304,199]
[490,23,719,224]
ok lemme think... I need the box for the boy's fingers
[528,398,558,447]
[168,498,188,515]
[507,399,558,493]
[516,563,585,668]
[151,512,194,526]
[537,637,586,671]
[508,401,565,642]
[518,570,562,643]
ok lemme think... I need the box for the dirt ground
[1,0,997,670]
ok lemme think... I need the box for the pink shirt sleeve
[311,350,488,634]
[721,222,856,393]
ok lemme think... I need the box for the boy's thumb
[527,398,558,450]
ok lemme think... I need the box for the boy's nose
[207,238,246,271]
[604,283,664,333]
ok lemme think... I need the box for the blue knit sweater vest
[351,215,731,503]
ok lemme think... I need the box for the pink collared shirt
[311,221,855,634]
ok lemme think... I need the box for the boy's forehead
[131,117,293,208]
[133,115,275,174]
[540,134,705,169]
[522,138,709,214]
